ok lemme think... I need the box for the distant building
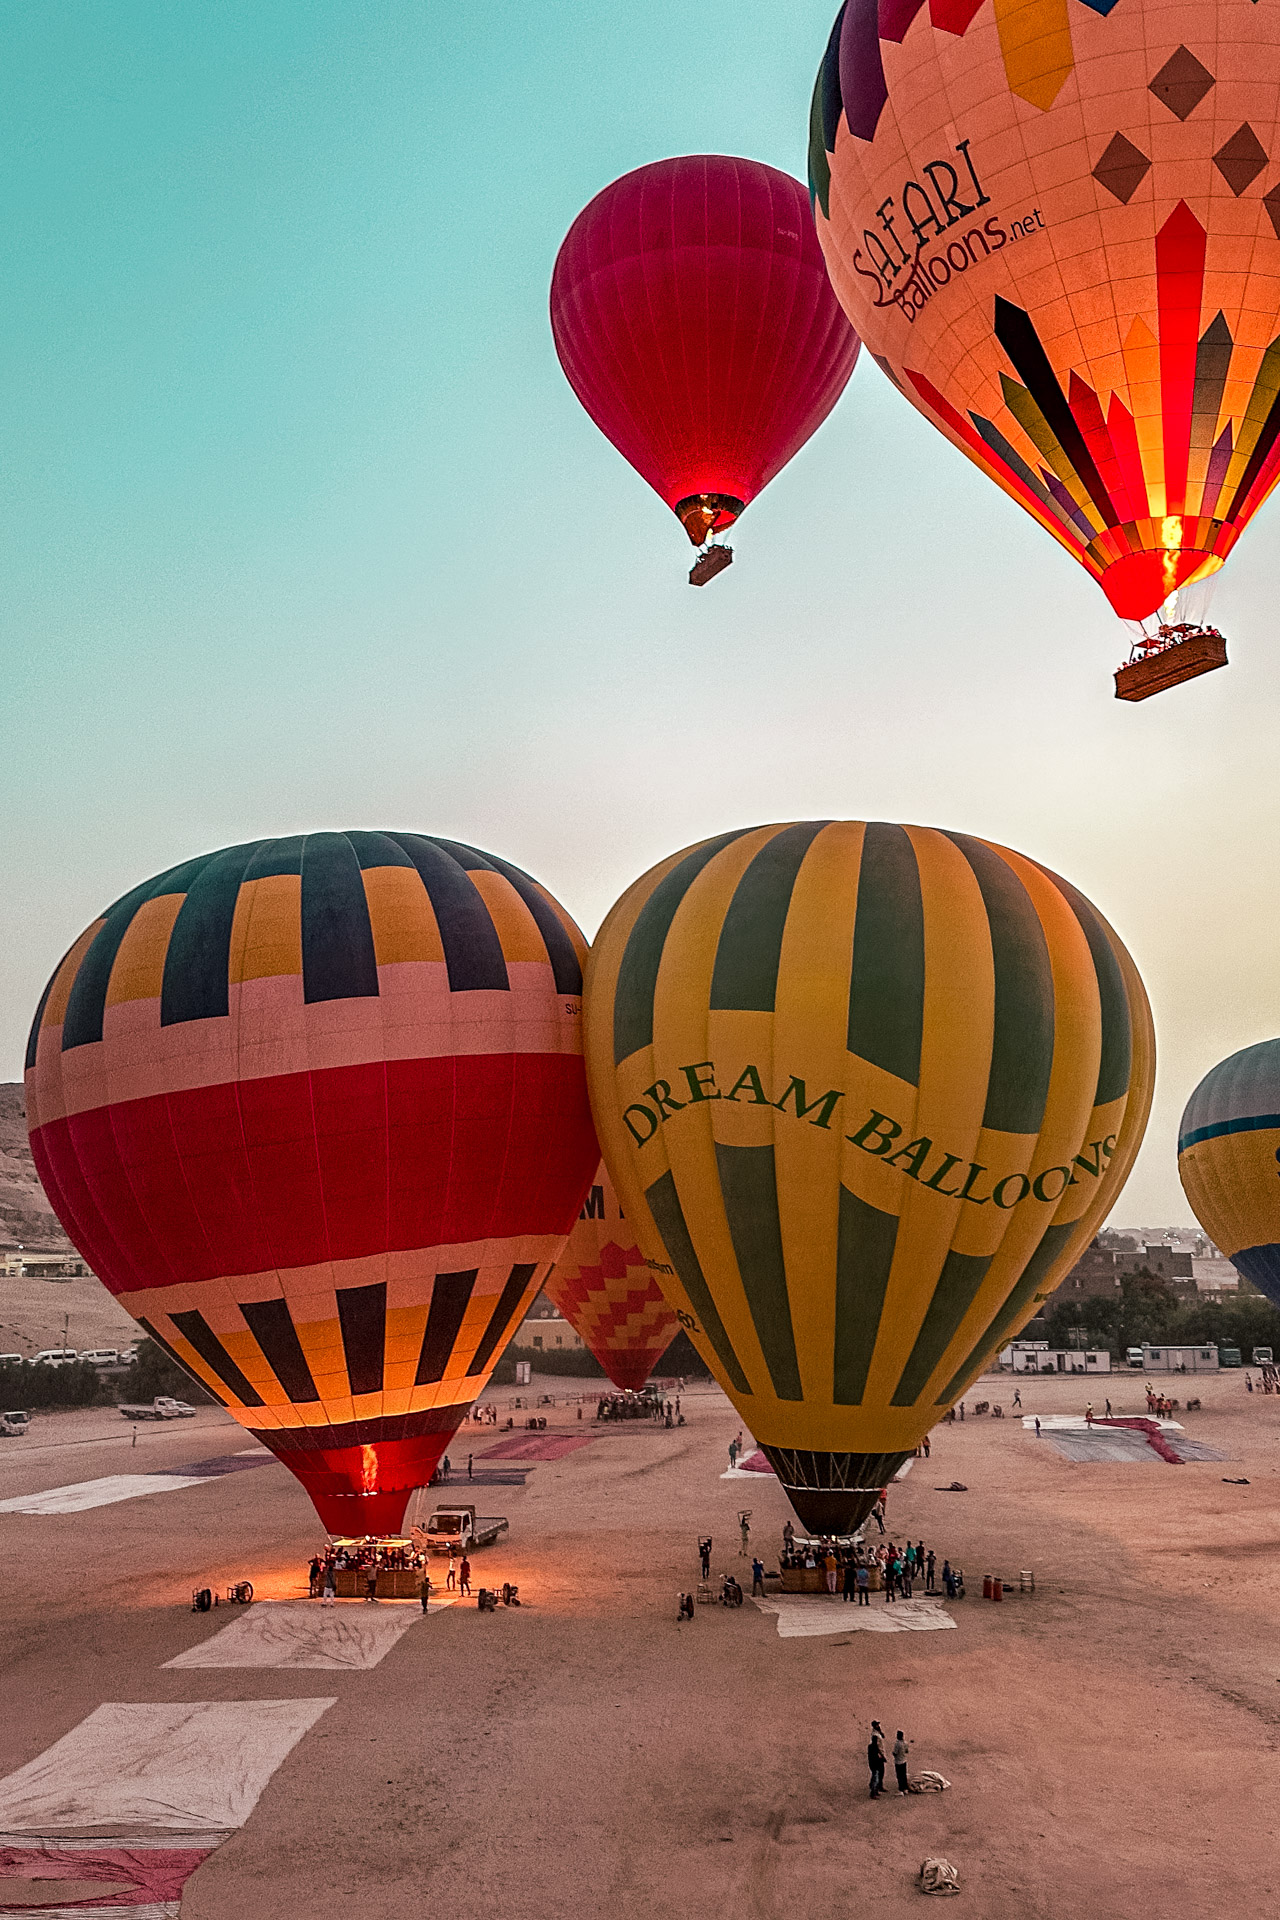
[513,1313,584,1354]
[1142,1342,1219,1373]
[1046,1237,1196,1308]
[1,1251,92,1279]
[999,1342,1111,1374]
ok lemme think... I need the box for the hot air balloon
[1179,1040,1280,1303]
[808,0,1280,693]
[544,1162,677,1391]
[550,155,860,584]
[585,821,1152,1531]
[25,832,599,1535]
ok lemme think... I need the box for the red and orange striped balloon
[26,832,599,1534]
[545,1163,677,1392]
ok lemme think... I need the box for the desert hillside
[0,1082,71,1250]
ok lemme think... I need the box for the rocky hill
[0,1083,72,1250]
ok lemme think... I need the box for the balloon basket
[689,545,733,587]
[1114,626,1227,701]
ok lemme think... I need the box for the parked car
[0,1411,30,1437]
[0,1354,24,1367]
[80,1349,120,1368]
[30,1349,77,1367]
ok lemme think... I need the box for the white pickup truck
[418,1504,509,1553]
[0,1411,30,1438]
[118,1396,196,1421]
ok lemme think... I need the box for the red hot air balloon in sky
[25,832,600,1536]
[550,155,860,580]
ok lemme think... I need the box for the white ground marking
[0,1700,335,1834]
[0,1476,212,1516]
[164,1599,454,1670]
[754,1596,957,1638]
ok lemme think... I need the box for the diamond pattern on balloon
[1213,124,1268,196]
[1092,133,1152,205]
[1264,182,1280,240]
[1148,46,1214,121]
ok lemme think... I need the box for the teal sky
[6,0,1280,1222]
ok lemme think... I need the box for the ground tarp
[754,1597,957,1638]
[164,1600,449,1671]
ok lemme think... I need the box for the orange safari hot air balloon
[25,832,599,1535]
[545,1162,677,1391]
[809,0,1280,693]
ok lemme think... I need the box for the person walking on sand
[868,1723,887,1799]
[1034,1416,1041,1438]
[467,1453,473,1480]
[752,1556,766,1598]
[1104,1398,1112,1418]
[447,1551,457,1591]
[1012,1387,1021,1409]
[1086,1401,1094,1424]
[459,1554,472,1597]
[699,1536,712,1581]
[893,1730,911,1795]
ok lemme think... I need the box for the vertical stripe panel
[946,834,1054,1135]
[709,822,829,1011]
[161,845,259,1027]
[613,830,749,1063]
[416,1270,478,1383]
[846,823,924,1082]
[336,1283,387,1397]
[890,1250,993,1405]
[387,835,510,992]
[833,1186,899,1404]
[240,1298,321,1404]
[645,1170,750,1394]
[469,1263,537,1375]
[714,1143,802,1398]
[170,1309,266,1407]
[300,833,380,1004]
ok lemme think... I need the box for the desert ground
[0,1363,1278,1916]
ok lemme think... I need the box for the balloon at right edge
[1179,1040,1280,1304]
[809,0,1280,621]
[584,822,1154,1534]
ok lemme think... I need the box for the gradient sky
[5,0,1280,1224]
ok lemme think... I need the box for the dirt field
[0,1269,140,1358]
[0,1365,1278,1915]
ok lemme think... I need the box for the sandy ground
[1,1367,1279,1914]
[0,1271,140,1358]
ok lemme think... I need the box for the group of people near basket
[778,1523,961,1602]
[596,1391,678,1423]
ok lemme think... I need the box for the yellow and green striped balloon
[584,822,1153,1532]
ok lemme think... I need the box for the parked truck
[118,1396,196,1421]
[0,1410,30,1437]
[419,1504,509,1553]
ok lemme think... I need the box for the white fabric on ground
[0,1476,211,1516]
[913,1771,951,1791]
[0,1700,335,1833]
[165,1600,451,1671]
[754,1596,956,1638]
[920,1857,960,1895]
[0,1906,175,1919]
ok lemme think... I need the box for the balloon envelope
[810,0,1280,618]
[26,832,599,1534]
[551,155,860,547]
[585,821,1152,1531]
[1179,1039,1280,1303]
[544,1162,677,1392]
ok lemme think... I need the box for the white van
[0,1411,30,1437]
[80,1349,120,1368]
[0,1354,23,1367]
[30,1349,77,1367]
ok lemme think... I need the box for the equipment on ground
[585,820,1153,1534]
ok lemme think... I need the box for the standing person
[842,1555,857,1603]
[926,1549,936,1593]
[365,1560,379,1603]
[1104,1398,1112,1418]
[959,1402,965,1421]
[883,1553,897,1603]
[419,1570,432,1614]
[1246,1372,1254,1393]
[922,1432,931,1459]
[1034,1416,1041,1438]
[868,1723,887,1799]
[728,1437,739,1470]
[873,1494,886,1534]
[308,1554,322,1597]
[782,1519,795,1559]
[893,1730,911,1795]
[467,1453,473,1481]
[321,1560,336,1606]
[1085,1401,1094,1424]
[699,1537,712,1581]
[1012,1387,1021,1409]
[447,1550,457,1591]
[752,1556,766,1598]
[823,1547,838,1594]
[856,1562,871,1605]
[740,1513,751,1556]
[459,1554,472,1597]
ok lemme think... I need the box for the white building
[1000,1343,1111,1374]
[1141,1342,1219,1373]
